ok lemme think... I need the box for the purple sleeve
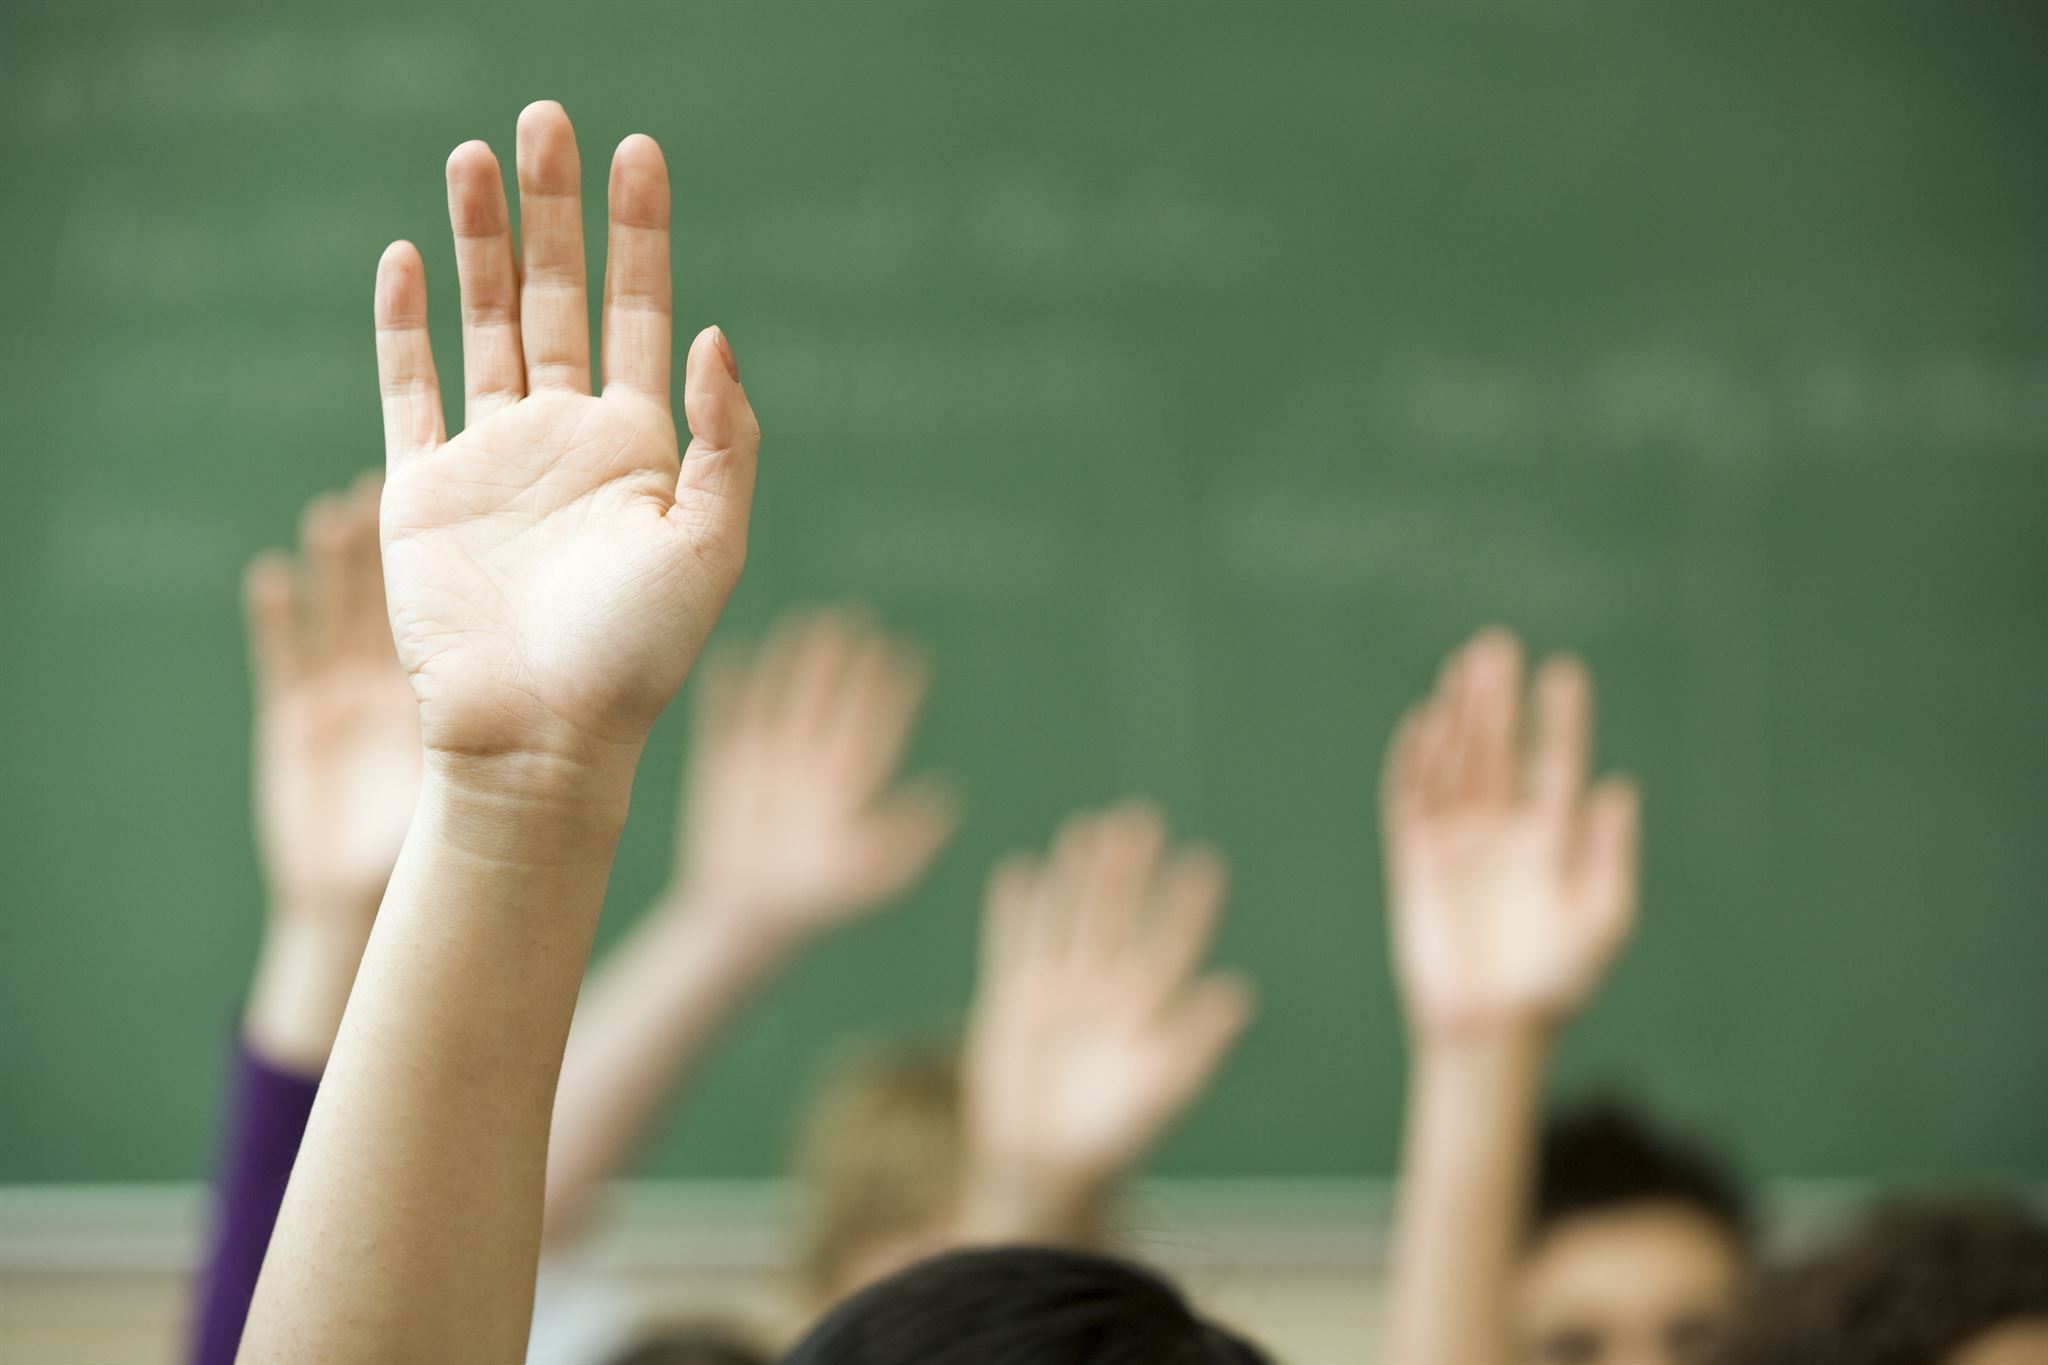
[186,1038,320,1365]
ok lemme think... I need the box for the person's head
[793,1040,967,1305]
[783,1244,1272,1365]
[603,1326,771,1365]
[1716,1199,2048,1365]
[1512,1099,1755,1365]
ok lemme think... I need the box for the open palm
[245,476,421,912]
[1381,630,1640,1034]
[967,804,1253,1189]
[373,102,759,763]
[676,610,957,936]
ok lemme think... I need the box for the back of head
[781,1245,1273,1365]
[1715,1199,2048,1365]
[792,1040,967,1302]
[1532,1097,1754,1252]
[606,1327,772,1365]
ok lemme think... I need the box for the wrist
[643,894,804,985]
[1410,1013,1555,1063]
[417,700,653,776]
[659,881,815,958]
[415,749,640,868]
[263,907,378,959]
[244,915,374,1075]
[268,889,383,936]
[1406,1025,1549,1131]
[958,1155,1111,1247]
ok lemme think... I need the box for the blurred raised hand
[241,475,419,1069]
[1380,629,1642,1365]
[961,803,1254,1243]
[543,610,955,1241]
[245,475,419,914]
[672,609,959,945]
[1381,629,1641,1038]
[376,101,758,769]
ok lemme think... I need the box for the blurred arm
[1380,631,1639,1365]
[240,913,376,1074]
[236,477,419,1074]
[1388,1029,1548,1365]
[188,1043,322,1365]
[541,612,955,1246]
[542,900,791,1242]
[190,480,417,1365]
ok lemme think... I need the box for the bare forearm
[1385,1027,1547,1365]
[239,758,634,1365]
[956,1162,1109,1249]
[542,901,790,1244]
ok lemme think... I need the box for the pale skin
[238,100,760,1365]
[241,475,420,1074]
[959,802,1255,1245]
[1947,1320,2048,1365]
[1511,1204,1746,1365]
[542,610,957,1243]
[1381,629,1641,1365]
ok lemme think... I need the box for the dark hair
[607,1325,773,1365]
[781,1245,1273,1365]
[1531,1097,1753,1251]
[1715,1199,2048,1365]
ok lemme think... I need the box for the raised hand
[961,803,1254,1240]
[244,475,421,918]
[374,101,759,768]
[240,476,421,1073]
[673,609,958,943]
[243,103,760,1365]
[1381,629,1640,1038]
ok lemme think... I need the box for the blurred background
[1,0,2044,1357]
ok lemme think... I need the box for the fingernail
[712,325,739,382]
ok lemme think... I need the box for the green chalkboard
[2,1,2044,1185]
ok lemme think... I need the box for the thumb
[853,776,963,901]
[674,324,761,541]
[1575,775,1642,957]
[242,551,304,698]
[1152,972,1257,1124]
